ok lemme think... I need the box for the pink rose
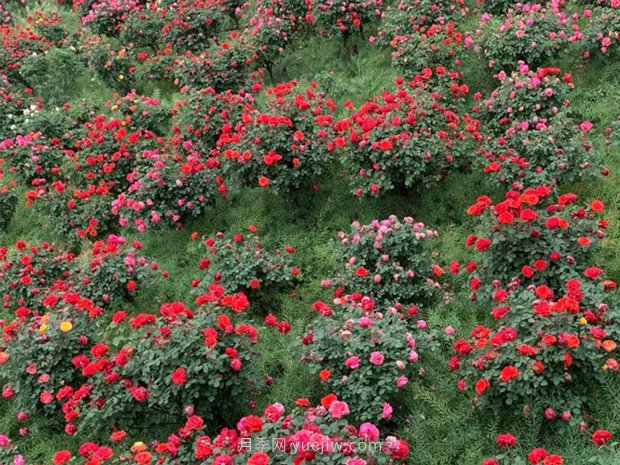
[369,351,384,365]
[328,401,350,419]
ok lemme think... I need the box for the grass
[1,1,620,463]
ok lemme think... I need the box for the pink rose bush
[475,67,574,136]
[301,293,436,421]
[111,135,227,231]
[189,226,300,310]
[474,3,580,71]
[79,0,142,37]
[247,0,306,78]
[475,67,605,186]
[333,216,440,307]
[76,235,165,306]
[583,4,620,58]
[337,74,482,196]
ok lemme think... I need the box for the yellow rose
[39,324,48,332]
[119,75,125,81]
[59,321,73,332]
[579,317,587,326]
[111,104,119,111]
[131,442,147,453]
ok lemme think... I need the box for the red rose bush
[337,75,482,197]
[464,186,608,290]
[61,285,259,434]
[190,227,300,310]
[49,397,410,464]
[451,270,618,422]
[216,80,339,196]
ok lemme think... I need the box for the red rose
[243,415,263,433]
[592,429,613,446]
[130,386,149,402]
[499,366,519,382]
[527,448,547,464]
[496,433,518,447]
[248,452,269,465]
[185,415,204,431]
[475,237,492,251]
[475,378,489,395]
[171,367,187,385]
[544,455,564,465]
[52,451,71,465]
[355,266,368,277]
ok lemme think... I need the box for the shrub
[301,293,436,422]
[0,75,40,139]
[162,0,231,53]
[333,216,440,307]
[0,292,103,416]
[171,35,259,92]
[583,6,620,59]
[384,22,467,79]
[190,227,299,309]
[76,235,165,306]
[483,436,566,465]
[216,80,339,196]
[247,0,302,77]
[23,113,161,239]
[377,0,469,38]
[170,86,253,154]
[451,273,619,423]
[79,34,135,93]
[118,7,166,50]
[53,398,411,463]
[0,23,51,84]
[26,11,70,45]
[112,137,227,232]
[475,4,580,71]
[1,132,67,185]
[475,67,574,137]
[0,241,77,311]
[337,74,482,197]
[478,113,602,187]
[104,91,169,134]
[0,182,17,231]
[464,186,608,290]
[80,0,141,37]
[311,0,384,40]
[63,287,259,434]
[474,67,605,186]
